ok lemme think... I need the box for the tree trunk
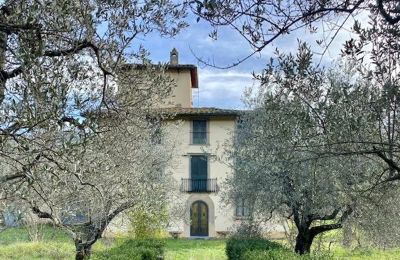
[75,241,92,260]
[294,228,314,255]
[342,224,352,248]
[0,28,7,103]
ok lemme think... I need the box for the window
[235,198,250,218]
[190,155,208,191]
[192,119,208,144]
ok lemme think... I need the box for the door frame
[190,200,209,237]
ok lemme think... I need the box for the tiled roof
[157,107,241,117]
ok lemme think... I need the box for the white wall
[164,117,238,237]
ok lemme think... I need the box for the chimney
[170,48,179,65]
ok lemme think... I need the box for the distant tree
[190,0,400,67]
[0,0,186,184]
[226,42,400,254]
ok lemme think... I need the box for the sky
[138,13,366,109]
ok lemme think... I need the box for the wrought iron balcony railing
[180,178,219,193]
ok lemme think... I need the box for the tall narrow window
[192,120,207,144]
[235,198,250,218]
[190,155,208,192]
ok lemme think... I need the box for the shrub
[94,239,165,260]
[243,249,297,260]
[129,208,169,239]
[243,249,333,260]
[226,236,286,260]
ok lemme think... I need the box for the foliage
[19,105,178,258]
[226,236,285,260]
[0,1,186,259]
[243,249,333,260]
[0,0,187,185]
[129,207,169,239]
[191,0,400,67]
[94,239,165,260]
[225,6,400,250]
[226,42,370,254]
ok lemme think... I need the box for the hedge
[95,239,164,260]
[242,248,333,260]
[226,237,286,260]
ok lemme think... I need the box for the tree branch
[107,201,135,223]
[0,22,40,33]
[0,173,25,183]
[31,206,53,220]
[377,0,400,25]
[309,205,353,237]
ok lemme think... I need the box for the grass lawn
[165,239,226,260]
[332,247,400,260]
[1,226,400,259]
[0,226,74,259]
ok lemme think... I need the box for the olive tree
[5,67,180,259]
[0,0,186,184]
[226,42,400,254]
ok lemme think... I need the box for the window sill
[190,143,210,146]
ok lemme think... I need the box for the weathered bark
[0,26,7,103]
[294,222,344,254]
[74,223,106,260]
[294,225,314,254]
[292,205,353,254]
[75,240,92,260]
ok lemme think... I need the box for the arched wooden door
[190,201,208,236]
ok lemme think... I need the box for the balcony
[180,178,219,193]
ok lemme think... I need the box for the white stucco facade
[164,116,239,237]
[156,50,241,238]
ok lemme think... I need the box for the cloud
[193,69,258,109]
[138,11,371,109]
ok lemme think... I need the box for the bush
[129,209,168,239]
[226,236,286,260]
[94,239,165,260]
[243,249,333,260]
[243,249,297,260]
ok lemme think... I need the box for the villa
[158,49,243,238]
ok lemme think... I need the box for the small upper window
[192,120,207,144]
[235,198,250,218]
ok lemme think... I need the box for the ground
[0,226,400,259]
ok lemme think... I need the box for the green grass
[332,247,400,260]
[165,239,227,260]
[0,226,74,259]
[0,226,70,245]
[1,227,400,259]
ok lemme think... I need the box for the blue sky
[138,14,362,109]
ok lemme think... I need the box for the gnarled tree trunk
[74,223,106,260]
[294,224,314,254]
[294,218,344,255]
[75,239,93,260]
[0,16,8,104]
